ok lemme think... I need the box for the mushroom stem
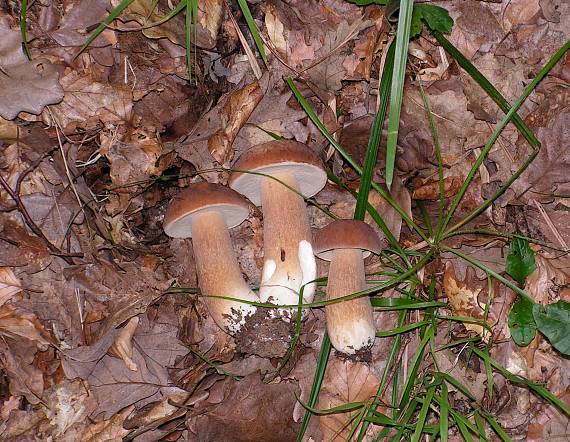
[326,248,375,354]
[259,171,316,309]
[190,210,257,333]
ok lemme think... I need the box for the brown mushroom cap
[228,140,327,206]
[163,182,250,238]
[314,220,382,261]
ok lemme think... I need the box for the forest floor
[0,0,569,440]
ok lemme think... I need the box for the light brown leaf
[48,71,132,129]
[108,316,139,371]
[81,405,133,442]
[208,80,263,165]
[318,359,379,441]
[0,267,21,307]
[63,306,187,420]
[265,5,287,56]
[412,176,463,200]
[44,379,98,437]
[0,303,52,346]
[443,262,491,341]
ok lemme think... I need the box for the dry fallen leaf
[318,359,379,441]
[63,306,187,420]
[81,404,133,442]
[108,316,139,371]
[208,79,264,165]
[48,71,133,129]
[0,267,21,306]
[187,373,299,441]
[0,19,63,120]
[443,262,492,341]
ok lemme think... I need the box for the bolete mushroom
[314,220,382,355]
[163,182,258,334]
[229,140,327,318]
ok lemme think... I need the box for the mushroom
[314,220,382,355]
[229,140,327,318]
[163,182,258,334]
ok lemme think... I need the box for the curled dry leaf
[99,128,169,189]
[524,251,570,303]
[207,80,264,165]
[0,337,45,405]
[63,308,187,420]
[81,405,133,442]
[177,79,263,180]
[318,359,380,441]
[412,175,463,200]
[305,18,372,97]
[443,261,493,341]
[115,0,223,49]
[0,267,21,307]
[446,1,504,60]
[108,316,139,371]
[0,303,53,347]
[44,379,98,438]
[49,0,113,47]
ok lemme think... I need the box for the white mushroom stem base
[326,248,375,354]
[190,211,257,334]
[259,172,316,314]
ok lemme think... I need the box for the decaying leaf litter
[0,0,569,440]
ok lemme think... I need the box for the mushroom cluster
[229,140,327,319]
[163,140,382,356]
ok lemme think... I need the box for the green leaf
[385,0,414,190]
[236,0,267,64]
[410,4,453,39]
[508,297,537,346]
[533,301,570,355]
[506,237,536,285]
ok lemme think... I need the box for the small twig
[0,174,78,265]
[532,199,569,250]
[15,145,59,196]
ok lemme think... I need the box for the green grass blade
[286,78,428,242]
[236,0,267,64]
[327,171,410,263]
[376,320,430,337]
[441,245,534,304]
[474,411,488,441]
[355,42,396,220]
[140,1,187,29]
[454,414,475,442]
[411,384,436,442]
[441,39,570,234]
[471,346,570,417]
[75,0,135,58]
[417,80,445,239]
[357,310,407,441]
[20,0,31,59]
[432,31,539,149]
[398,325,434,412]
[185,0,197,82]
[296,333,332,441]
[440,382,449,442]
[295,395,365,415]
[385,0,414,190]
[480,412,512,441]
